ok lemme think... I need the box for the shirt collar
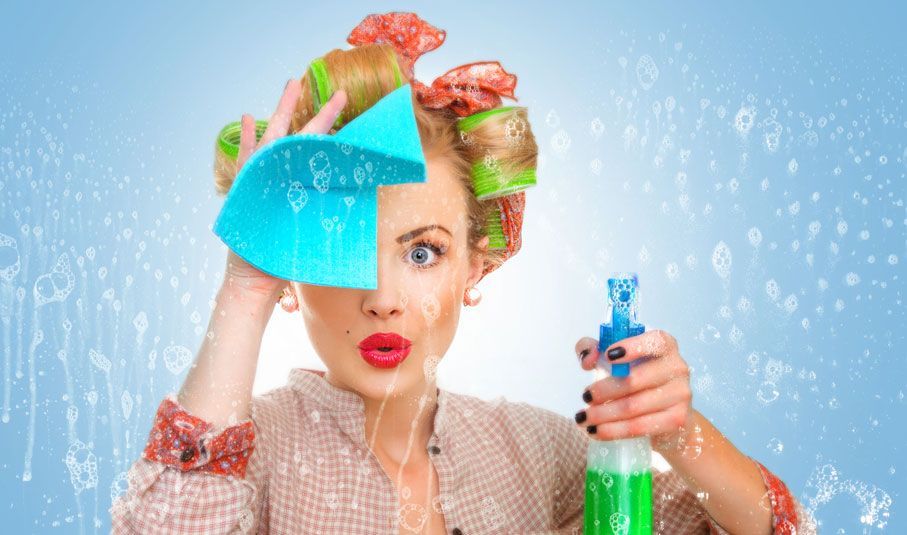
[286,367,454,445]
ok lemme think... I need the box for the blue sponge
[213,83,427,289]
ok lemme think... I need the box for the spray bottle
[583,272,653,534]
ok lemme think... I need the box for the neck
[362,380,439,470]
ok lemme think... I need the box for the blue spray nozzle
[599,273,645,377]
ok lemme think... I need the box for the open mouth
[357,332,412,368]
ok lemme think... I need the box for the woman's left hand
[574,329,695,451]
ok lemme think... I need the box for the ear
[465,235,490,288]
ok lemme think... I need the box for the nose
[361,255,406,319]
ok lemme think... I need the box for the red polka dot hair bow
[347,12,528,280]
[347,12,518,117]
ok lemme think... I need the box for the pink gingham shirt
[110,368,816,534]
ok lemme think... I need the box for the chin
[352,354,425,398]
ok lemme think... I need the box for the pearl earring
[463,286,482,307]
[279,287,298,313]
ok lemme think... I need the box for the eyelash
[406,240,447,269]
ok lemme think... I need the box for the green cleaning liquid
[583,273,653,534]
[583,466,653,534]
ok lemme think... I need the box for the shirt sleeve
[108,394,271,534]
[549,411,589,533]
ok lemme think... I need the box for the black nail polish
[607,346,626,360]
[586,425,597,434]
[574,410,587,424]
[582,390,593,403]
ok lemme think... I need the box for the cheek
[411,277,463,329]
[295,284,349,325]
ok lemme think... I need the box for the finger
[585,403,689,441]
[298,89,347,135]
[574,336,600,370]
[583,354,689,404]
[237,113,256,171]
[579,377,691,426]
[602,329,678,365]
[257,79,303,150]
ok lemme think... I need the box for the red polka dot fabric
[142,395,255,478]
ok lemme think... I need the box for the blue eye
[407,240,446,269]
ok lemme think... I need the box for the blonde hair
[213,44,538,277]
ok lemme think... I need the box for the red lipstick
[357,332,412,369]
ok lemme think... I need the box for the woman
[110,12,815,535]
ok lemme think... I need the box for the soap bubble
[757,381,779,404]
[503,116,528,146]
[765,279,780,301]
[550,130,571,157]
[764,358,784,383]
[34,253,76,306]
[0,232,20,282]
[746,352,761,376]
[121,390,134,420]
[807,221,821,239]
[734,106,756,136]
[88,348,111,373]
[479,496,505,529]
[636,55,659,90]
[710,241,732,279]
[110,471,128,502]
[783,294,798,314]
[309,150,331,193]
[589,158,603,175]
[609,512,631,535]
[162,344,192,375]
[132,311,148,334]
[685,254,697,270]
[287,181,308,213]
[747,227,763,247]
[805,463,892,529]
[767,438,784,454]
[698,324,720,344]
[763,118,782,152]
[420,294,440,324]
[64,440,98,494]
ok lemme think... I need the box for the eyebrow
[396,224,452,244]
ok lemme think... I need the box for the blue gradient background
[1,1,904,532]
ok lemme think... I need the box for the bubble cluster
[162,344,192,375]
[64,440,98,494]
[33,253,75,306]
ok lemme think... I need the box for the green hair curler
[457,106,538,201]
[217,119,269,161]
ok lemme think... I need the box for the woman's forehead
[375,159,467,234]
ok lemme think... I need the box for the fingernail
[586,425,597,434]
[579,349,590,361]
[574,410,587,424]
[286,78,293,90]
[607,346,626,361]
[582,390,593,403]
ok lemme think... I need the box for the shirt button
[452,528,463,535]
[428,445,441,455]
[180,447,196,462]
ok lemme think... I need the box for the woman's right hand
[223,80,348,301]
